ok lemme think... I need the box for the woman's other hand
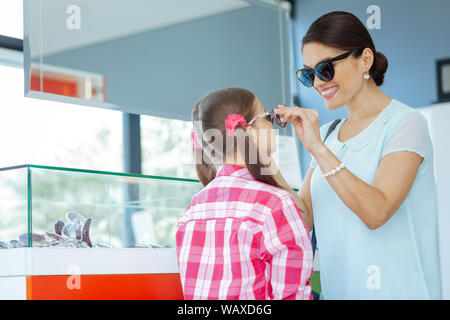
[274,105,324,154]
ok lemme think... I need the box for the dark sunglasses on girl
[296,50,357,87]
[248,109,287,128]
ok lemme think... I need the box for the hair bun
[370,51,388,86]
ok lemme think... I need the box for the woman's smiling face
[302,42,366,110]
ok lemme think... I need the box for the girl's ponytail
[192,99,217,186]
[235,126,283,189]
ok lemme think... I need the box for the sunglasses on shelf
[248,109,287,128]
[296,50,358,87]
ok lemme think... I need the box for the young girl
[176,88,313,300]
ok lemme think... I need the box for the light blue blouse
[309,99,441,299]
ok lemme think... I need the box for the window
[140,115,197,179]
[0,1,23,39]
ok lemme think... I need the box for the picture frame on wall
[436,58,450,103]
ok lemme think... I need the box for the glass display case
[0,164,202,249]
[0,164,202,299]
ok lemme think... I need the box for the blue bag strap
[311,119,341,257]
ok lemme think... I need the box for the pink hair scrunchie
[190,129,202,149]
[225,114,247,136]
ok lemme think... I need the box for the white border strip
[1,248,179,276]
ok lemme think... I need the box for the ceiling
[26,0,250,57]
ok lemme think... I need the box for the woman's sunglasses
[296,50,356,87]
[248,109,287,128]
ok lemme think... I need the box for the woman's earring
[363,73,370,80]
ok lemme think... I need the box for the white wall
[419,102,450,299]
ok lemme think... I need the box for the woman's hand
[274,105,324,154]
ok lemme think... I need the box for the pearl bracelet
[322,161,345,178]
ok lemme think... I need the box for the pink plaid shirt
[176,164,313,300]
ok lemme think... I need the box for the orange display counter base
[26,274,184,300]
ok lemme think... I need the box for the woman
[176,88,313,300]
[274,11,441,299]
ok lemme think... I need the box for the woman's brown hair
[302,11,388,86]
[192,87,282,189]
